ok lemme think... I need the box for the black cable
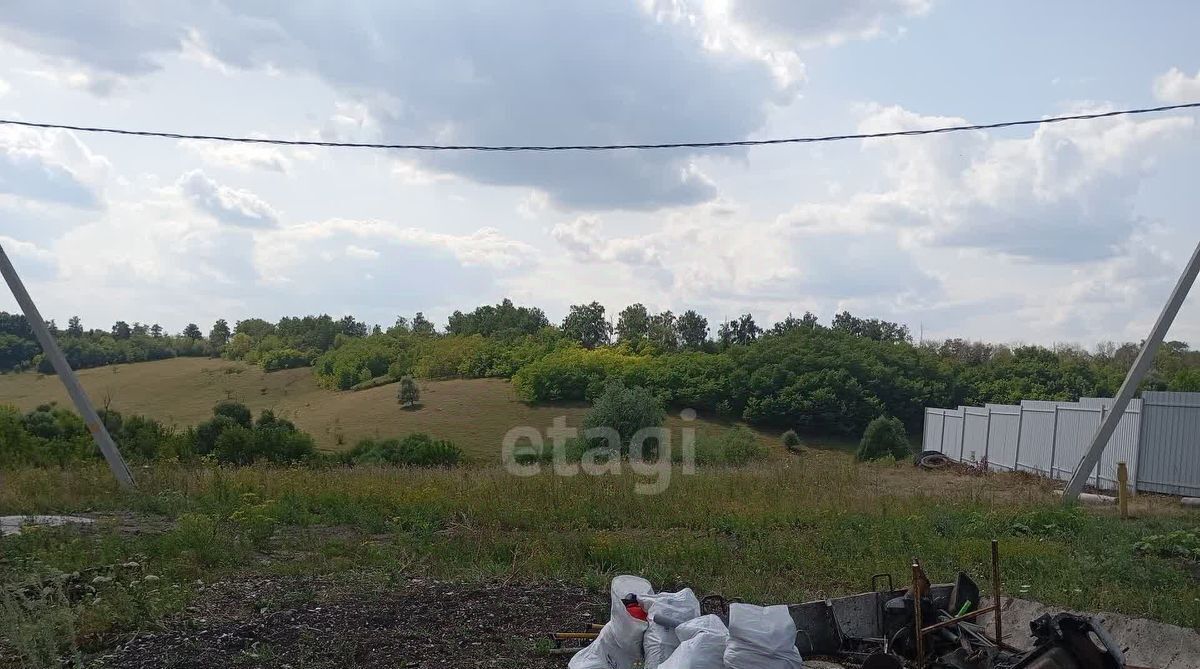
[1,102,1198,152]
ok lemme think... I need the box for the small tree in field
[397,375,420,408]
[857,415,910,461]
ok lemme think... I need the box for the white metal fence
[923,391,1200,495]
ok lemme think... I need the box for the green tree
[616,303,650,345]
[857,415,911,461]
[582,378,666,454]
[149,323,163,338]
[676,310,708,349]
[209,319,231,350]
[112,321,132,340]
[411,312,436,336]
[66,316,84,337]
[182,323,203,340]
[718,313,760,347]
[562,301,611,349]
[647,311,678,351]
[398,375,421,407]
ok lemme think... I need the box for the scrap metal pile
[555,541,1126,669]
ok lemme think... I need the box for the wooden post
[1118,462,1129,519]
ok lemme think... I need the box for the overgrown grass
[1,459,1198,666]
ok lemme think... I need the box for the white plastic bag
[723,603,804,669]
[658,614,728,669]
[641,587,701,669]
[569,575,655,669]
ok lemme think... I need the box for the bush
[212,401,252,428]
[581,378,665,454]
[259,347,312,372]
[345,433,462,467]
[857,415,911,461]
[1134,529,1200,562]
[193,403,315,464]
[781,429,801,450]
[213,425,258,465]
[397,375,420,407]
[684,426,769,466]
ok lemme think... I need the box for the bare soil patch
[88,575,604,668]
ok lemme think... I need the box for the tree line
[3,299,1200,435]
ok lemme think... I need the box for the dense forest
[3,300,1200,435]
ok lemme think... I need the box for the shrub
[684,426,769,466]
[213,425,258,465]
[720,426,770,465]
[345,433,462,467]
[857,415,911,461]
[398,375,420,407]
[212,401,252,428]
[582,378,665,454]
[781,429,801,451]
[259,347,311,372]
[194,415,240,455]
[1134,529,1200,562]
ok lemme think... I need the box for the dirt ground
[89,576,606,668]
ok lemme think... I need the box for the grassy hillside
[0,358,771,460]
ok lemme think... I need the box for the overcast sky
[1,1,1199,346]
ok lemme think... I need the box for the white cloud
[0,2,801,210]
[0,126,110,208]
[177,170,279,228]
[836,103,1194,262]
[543,205,939,323]
[344,244,380,260]
[179,139,293,174]
[1153,67,1200,103]
[0,234,57,280]
[256,219,534,282]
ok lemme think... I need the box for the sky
[0,0,1199,347]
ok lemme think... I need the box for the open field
[2,458,1199,665]
[0,359,764,461]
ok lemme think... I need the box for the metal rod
[919,604,999,633]
[991,539,1002,645]
[0,242,135,488]
[1065,239,1200,501]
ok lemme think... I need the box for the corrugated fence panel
[943,409,964,461]
[1138,392,1200,496]
[984,405,1020,471]
[1017,402,1057,475]
[962,407,989,463]
[923,409,946,453]
[1051,404,1101,484]
[1079,398,1142,492]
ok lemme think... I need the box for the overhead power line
[1,102,1198,152]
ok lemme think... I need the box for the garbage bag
[723,603,804,669]
[658,615,728,669]
[641,587,701,669]
[569,575,655,669]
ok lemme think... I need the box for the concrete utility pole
[1063,239,1200,502]
[0,242,135,489]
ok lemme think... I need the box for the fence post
[1013,405,1024,472]
[958,409,966,461]
[1133,398,1149,494]
[940,411,948,453]
[983,407,992,469]
[1096,405,1106,488]
[1049,406,1060,479]
[1117,462,1129,519]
